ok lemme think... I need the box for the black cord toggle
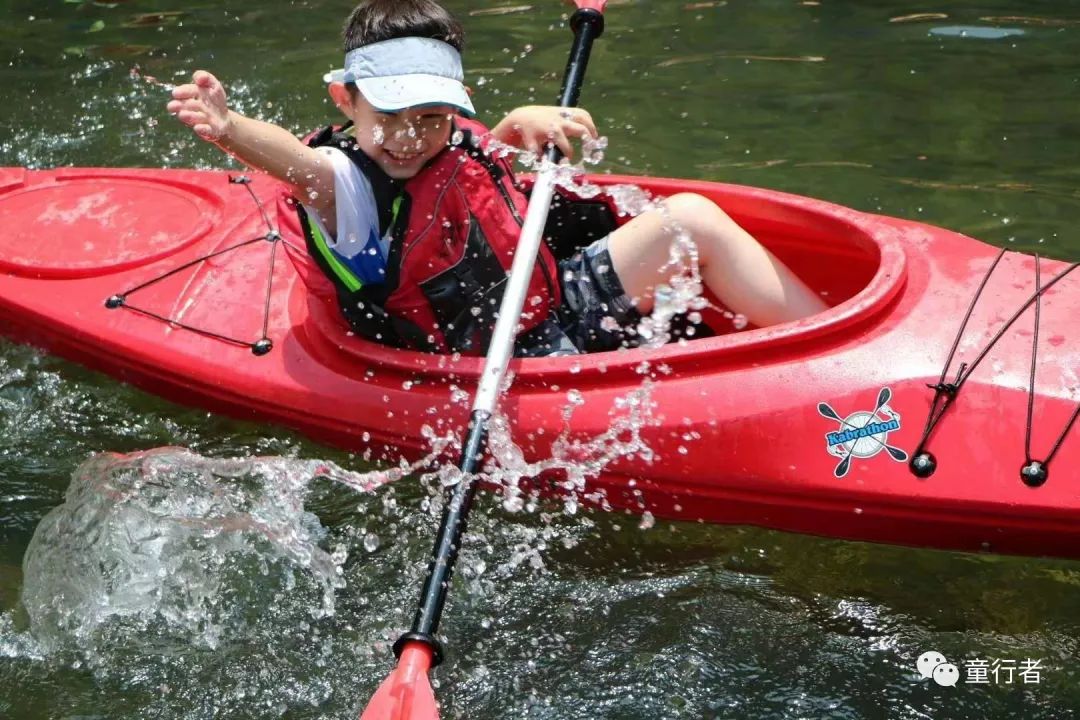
[910,451,938,479]
[1020,460,1049,488]
[925,362,968,397]
[926,382,958,398]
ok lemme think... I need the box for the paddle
[359,3,608,718]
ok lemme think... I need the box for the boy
[168,0,825,356]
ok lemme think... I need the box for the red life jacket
[282,118,564,355]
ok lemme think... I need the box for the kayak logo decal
[818,387,909,478]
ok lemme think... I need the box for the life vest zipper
[399,159,465,270]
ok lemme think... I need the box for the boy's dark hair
[343,0,465,52]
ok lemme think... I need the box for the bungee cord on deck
[104,175,296,356]
[910,248,1079,485]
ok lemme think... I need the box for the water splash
[2,430,594,715]
[20,449,360,660]
[406,378,660,579]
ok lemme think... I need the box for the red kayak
[0,166,1076,558]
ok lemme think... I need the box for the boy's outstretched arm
[167,71,335,216]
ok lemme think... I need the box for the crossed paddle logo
[818,387,909,478]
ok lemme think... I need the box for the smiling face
[330,83,455,180]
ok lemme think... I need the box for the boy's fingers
[171,84,199,100]
[550,129,573,159]
[561,120,593,140]
[171,99,204,116]
[192,70,216,88]
[571,109,598,137]
[177,109,208,127]
[558,108,597,137]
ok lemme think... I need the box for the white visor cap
[323,37,475,117]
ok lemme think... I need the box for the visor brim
[357,74,475,117]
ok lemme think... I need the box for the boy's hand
[167,70,232,142]
[491,105,599,160]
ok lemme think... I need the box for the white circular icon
[933,663,960,687]
[917,650,947,679]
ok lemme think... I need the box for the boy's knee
[662,192,729,225]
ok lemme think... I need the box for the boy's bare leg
[606,193,828,326]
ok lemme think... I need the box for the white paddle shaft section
[472,165,559,413]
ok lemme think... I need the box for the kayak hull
[0,166,1076,558]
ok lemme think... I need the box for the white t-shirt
[301,146,391,284]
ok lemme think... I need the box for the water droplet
[600,316,621,332]
[363,533,380,552]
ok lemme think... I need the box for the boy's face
[333,86,456,180]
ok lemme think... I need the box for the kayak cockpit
[299,176,907,380]
[664,176,885,336]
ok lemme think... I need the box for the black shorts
[512,238,642,357]
[554,237,642,353]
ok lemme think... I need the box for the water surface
[1,1,1079,718]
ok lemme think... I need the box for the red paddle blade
[571,0,608,11]
[359,643,438,720]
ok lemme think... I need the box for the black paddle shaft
[392,7,607,666]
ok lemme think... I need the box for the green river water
[1,1,1079,718]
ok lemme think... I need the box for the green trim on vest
[391,195,403,226]
[305,214,363,293]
